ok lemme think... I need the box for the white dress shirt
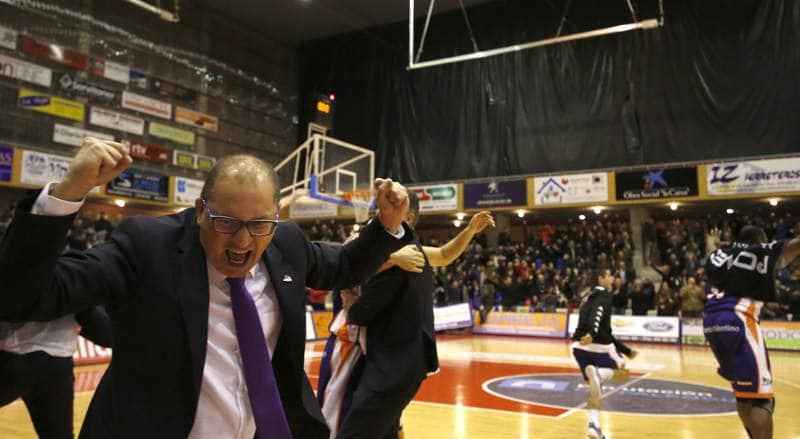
[0,316,79,358]
[34,183,284,439]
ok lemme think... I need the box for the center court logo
[483,374,736,415]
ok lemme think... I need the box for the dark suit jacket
[347,238,439,393]
[0,195,408,438]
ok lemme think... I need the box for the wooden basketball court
[1,334,799,438]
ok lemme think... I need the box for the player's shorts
[571,342,625,381]
[703,298,773,399]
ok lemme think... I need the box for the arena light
[726,208,735,215]
[669,202,678,211]
[453,220,462,227]
[592,206,603,215]
[769,198,779,207]
[328,94,336,101]
[516,210,525,218]
[114,199,127,208]
[578,214,586,221]
[456,213,465,221]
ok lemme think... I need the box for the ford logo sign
[644,321,673,332]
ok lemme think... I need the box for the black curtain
[299,0,800,183]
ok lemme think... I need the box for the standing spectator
[629,279,652,316]
[611,276,628,315]
[679,276,705,317]
[656,281,679,316]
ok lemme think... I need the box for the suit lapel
[174,210,210,398]
[265,243,302,365]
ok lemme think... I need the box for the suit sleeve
[76,306,113,348]
[302,219,411,291]
[0,195,138,321]
[347,268,405,326]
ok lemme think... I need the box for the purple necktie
[226,277,292,439]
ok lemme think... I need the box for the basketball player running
[572,268,638,439]
[704,226,800,439]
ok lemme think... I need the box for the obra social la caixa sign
[409,184,458,212]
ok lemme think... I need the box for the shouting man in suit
[0,137,411,438]
[335,192,445,438]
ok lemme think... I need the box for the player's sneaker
[613,368,630,382]
[587,422,605,439]
[585,365,601,408]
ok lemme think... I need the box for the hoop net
[345,190,373,223]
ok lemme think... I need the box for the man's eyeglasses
[202,200,280,236]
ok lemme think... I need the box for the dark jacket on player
[572,287,632,355]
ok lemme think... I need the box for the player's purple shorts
[572,344,624,381]
[704,297,773,399]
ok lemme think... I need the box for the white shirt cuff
[32,182,85,216]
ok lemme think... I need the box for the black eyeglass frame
[201,199,280,236]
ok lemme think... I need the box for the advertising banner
[57,73,117,103]
[534,172,608,205]
[615,167,699,201]
[122,91,172,119]
[20,149,70,186]
[409,184,458,212]
[124,140,169,164]
[91,59,130,84]
[0,54,52,87]
[568,314,680,343]
[173,177,204,206]
[760,321,800,351]
[463,179,527,209]
[289,199,338,219]
[175,106,218,132]
[0,24,17,50]
[53,123,114,147]
[21,37,87,70]
[152,79,196,101]
[106,169,169,201]
[707,158,800,196]
[681,318,706,346]
[173,150,197,169]
[0,145,13,182]
[433,303,474,332]
[149,122,195,147]
[474,312,567,337]
[129,69,148,89]
[89,107,145,135]
[18,88,85,122]
[196,155,215,171]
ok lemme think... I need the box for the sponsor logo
[58,74,117,102]
[21,37,87,69]
[122,91,172,119]
[0,54,52,87]
[643,321,674,332]
[0,145,13,182]
[484,374,737,416]
[0,25,17,50]
[18,88,85,122]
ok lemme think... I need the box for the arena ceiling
[198,0,500,44]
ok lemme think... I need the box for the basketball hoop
[344,190,373,224]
